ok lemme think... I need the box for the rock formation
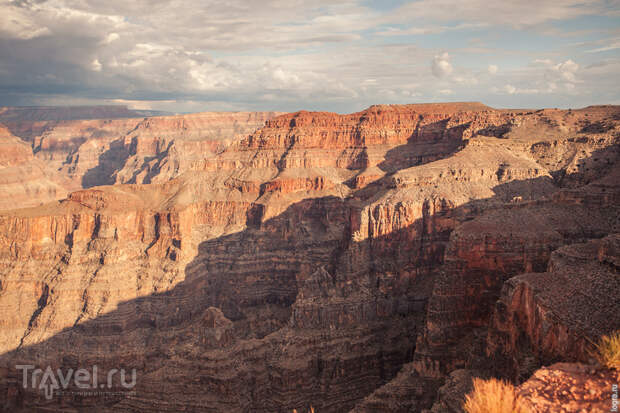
[0,125,67,210]
[0,110,282,210]
[488,234,620,381]
[0,103,618,412]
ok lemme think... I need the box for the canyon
[0,107,281,210]
[0,103,618,412]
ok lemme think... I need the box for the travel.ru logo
[16,364,137,400]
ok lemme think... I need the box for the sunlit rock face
[0,124,67,211]
[0,109,282,211]
[0,103,618,412]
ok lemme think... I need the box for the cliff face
[0,125,67,210]
[0,111,281,210]
[0,103,618,412]
[487,234,620,380]
[415,177,620,376]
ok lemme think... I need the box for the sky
[1,0,619,113]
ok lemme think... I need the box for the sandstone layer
[0,103,618,412]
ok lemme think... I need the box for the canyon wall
[0,103,618,412]
[0,110,282,210]
[0,125,67,210]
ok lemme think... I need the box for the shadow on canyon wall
[81,138,132,188]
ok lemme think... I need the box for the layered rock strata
[0,125,67,210]
[0,111,281,210]
[0,103,618,412]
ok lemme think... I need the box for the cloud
[494,84,543,95]
[432,52,453,78]
[0,2,51,39]
[555,59,579,82]
[491,58,584,97]
[102,32,120,44]
[385,0,613,29]
[537,59,580,85]
[587,39,620,53]
[91,59,102,72]
[377,22,487,36]
[0,0,618,111]
[503,84,516,94]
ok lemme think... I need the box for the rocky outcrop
[414,157,620,374]
[352,362,443,412]
[487,234,620,381]
[0,103,618,412]
[518,363,619,412]
[425,369,483,413]
[422,362,618,413]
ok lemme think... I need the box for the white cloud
[432,52,453,78]
[439,89,454,95]
[494,84,543,95]
[102,32,120,44]
[0,3,51,39]
[378,22,487,36]
[503,84,516,94]
[586,38,620,53]
[271,67,301,87]
[489,58,584,97]
[556,59,579,82]
[386,0,612,29]
[91,59,102,72]
[488,64,498,74]
[453,75,479,86]
[534,59,554,65]
[536,58,580,86]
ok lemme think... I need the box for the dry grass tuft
[593,330,620,370]
[463,377,531,413]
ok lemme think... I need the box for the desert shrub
[593,330,620,370]
[463,377,531,413]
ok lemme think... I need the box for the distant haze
[1,0,619,113]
